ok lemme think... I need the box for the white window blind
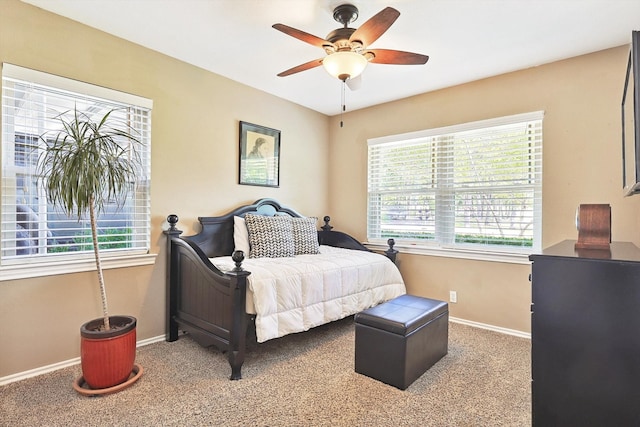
[1,64,152,266]
[368,112,543,254]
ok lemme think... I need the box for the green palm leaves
[38,107,143,331]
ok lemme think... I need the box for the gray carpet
[1,319,531,426]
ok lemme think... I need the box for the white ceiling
[20,0,640,116]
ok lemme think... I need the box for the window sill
[365,242,533,265]
[0,253,157,281]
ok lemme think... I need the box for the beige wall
[327,45,640,333]
[0,1,329,378]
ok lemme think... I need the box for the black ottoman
[354,294,448,390]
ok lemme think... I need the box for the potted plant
[38,107,143,393]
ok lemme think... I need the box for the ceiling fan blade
[366,49,429,65]
[272,23,332,48]
[346,74,362,91]
[277,58,324,77]
[349,7,400,47]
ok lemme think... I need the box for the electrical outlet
[449,290,457,303]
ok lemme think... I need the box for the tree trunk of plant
[89,196,110,331]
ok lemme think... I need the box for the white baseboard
[137,335,167,347]
[450,316,531,339]
[0,334,165,386]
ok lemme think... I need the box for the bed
[164,198,405,379]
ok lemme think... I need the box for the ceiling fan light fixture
[322,51,368,82]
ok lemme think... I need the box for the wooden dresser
[529,240,640,426]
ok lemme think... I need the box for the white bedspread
[211,245,406,342]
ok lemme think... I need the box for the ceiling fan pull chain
[340,80,346,127]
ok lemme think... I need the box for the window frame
[366,111,543,264]
[1,64,155,280]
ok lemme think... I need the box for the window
[367,112,543,258]
[1,64,152,271]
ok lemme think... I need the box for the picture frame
[239,121,281,187]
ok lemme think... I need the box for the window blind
[1,64,152,265]
[368,112,543,253]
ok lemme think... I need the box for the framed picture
[239,121,281,187]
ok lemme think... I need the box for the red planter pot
[80,315,137,390]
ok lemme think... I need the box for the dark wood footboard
[164,198,399,380]
[165,215,251,380]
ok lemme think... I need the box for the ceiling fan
[272,4,429,88]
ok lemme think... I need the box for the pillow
[291,217,320,255]
[233,216,250,255]
[244,214,295,258]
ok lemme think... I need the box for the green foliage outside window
[48,228,132,253]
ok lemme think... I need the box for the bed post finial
[167,214,179,231]
[232,250,246,271]
[322,216,333,231]
[385,238,398,264]
[164,214,182,239]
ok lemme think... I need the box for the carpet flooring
[0,318,531,426]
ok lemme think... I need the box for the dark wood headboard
[174,198,304,258]
[166,197,396,262]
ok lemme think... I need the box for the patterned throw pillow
[244,214,295,258]
[292,217,319,255]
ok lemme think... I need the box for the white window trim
[1,64,153,278]
[368,111,544,147]
[365,241,532,265]
[2,64,153,109]
[367,111,544,262]
[0,252,157,281]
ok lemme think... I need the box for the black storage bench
[354,294,448,390]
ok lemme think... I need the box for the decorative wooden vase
[79,315,137,390]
